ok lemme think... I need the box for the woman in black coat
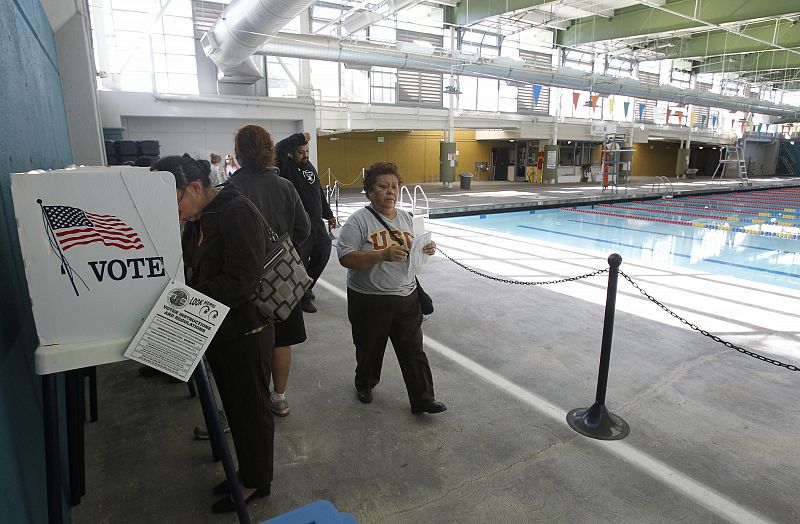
[152,154,274,513]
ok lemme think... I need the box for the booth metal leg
[192,363,249,524]
[43,373,63,524]
[85,367,98,422]
[65,370,85,506]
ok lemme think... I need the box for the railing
[325,180,340,225]
[651,176,673,198]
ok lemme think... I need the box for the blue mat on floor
[260,500,357,523]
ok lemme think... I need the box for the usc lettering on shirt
[369,229,414,250]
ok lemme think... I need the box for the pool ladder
[652,176,674,198]
[398,185,430,233]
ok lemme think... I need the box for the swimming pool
[439,188,800,290]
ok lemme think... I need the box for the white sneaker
[271,398,289,417]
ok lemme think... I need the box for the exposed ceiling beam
[695,50,800,74]
[558,0,800,47]
[451,0,551,27]
[657,20,800,60]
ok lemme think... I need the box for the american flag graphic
[43,205,144,251]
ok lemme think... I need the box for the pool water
[440,190,800,290]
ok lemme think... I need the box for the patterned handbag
[250,225,313,322]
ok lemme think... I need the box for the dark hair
[135,156,154,167]
[210,153,221,164]
[363,162,402,194]
[151,154,210,189]
[234,125,275,170]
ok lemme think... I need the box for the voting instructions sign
[10,167,182,347]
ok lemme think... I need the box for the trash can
[459,172,473,189]
[686,168,699,179]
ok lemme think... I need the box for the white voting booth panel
[10,167,182,374]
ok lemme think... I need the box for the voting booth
[11,167,182,363]
[9,167,249,523]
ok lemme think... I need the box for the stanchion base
[567,402,630,440]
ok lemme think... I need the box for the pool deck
[333,175,800,218]
[73,173,800,524]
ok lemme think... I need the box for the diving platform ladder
[712,146,751,186]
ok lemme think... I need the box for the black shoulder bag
[365,206,434,315]
[250,214,313,322]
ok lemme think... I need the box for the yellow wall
[316,130,498,184]
[631,142,680,177]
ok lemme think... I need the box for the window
[563,49,595,73]
[265,56,298,98]
[634,71,659,123]
[476,77,499,111]
[517,50,551,114]
[370,67,397,104]
[607,56,634,78]
[396,29,442,106]
[90,0,198,93]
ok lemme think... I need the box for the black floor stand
[192,361,249,523]
[567,253,630,440]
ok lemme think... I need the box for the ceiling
[303,0,800,92]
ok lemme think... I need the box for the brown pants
[347,288,435,406]
[206,326,275,490]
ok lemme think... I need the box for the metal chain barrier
[619,270,800,372]
[437,246,609,286]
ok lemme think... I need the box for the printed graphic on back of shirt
[302,170,316,184]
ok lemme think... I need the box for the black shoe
[411,400,447,414]
[308,290,316,301]
[212,477,239,495]
[356,388,372,404]
[301,300,317,313]
[211,486,270,513]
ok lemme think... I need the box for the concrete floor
[72,176,800,523]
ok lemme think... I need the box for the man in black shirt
[276,132,336,313]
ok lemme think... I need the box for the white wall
[121,116,298,161]
[98,91,317,164]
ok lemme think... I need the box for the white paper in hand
[124,281,229,381]
[408,231,432,279]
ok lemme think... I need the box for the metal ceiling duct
[256,33,800,120]
[201,0,316,82]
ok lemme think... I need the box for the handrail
[398,185,415,214]
[397,184,430,218]
[412,185,430,218]
[651,176,673,197]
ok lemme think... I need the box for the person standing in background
[276,132,336,314]
[224,154,239,178]
[229,125,311,418]
[209,153,224,185]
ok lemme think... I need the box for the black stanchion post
[192,362,250,524]
[566,253,630,440]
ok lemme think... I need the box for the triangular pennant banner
[532,84,542,106]
[676,111,684,125]
[701,115,707,127]
[572,92,581,110]
[609,97,615,113]
[756,123,763,133]
[666,108,672,123]
[591,94,599,109]
[638,103,645,121]
[712,115,718,127]
[623,101,630,117]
